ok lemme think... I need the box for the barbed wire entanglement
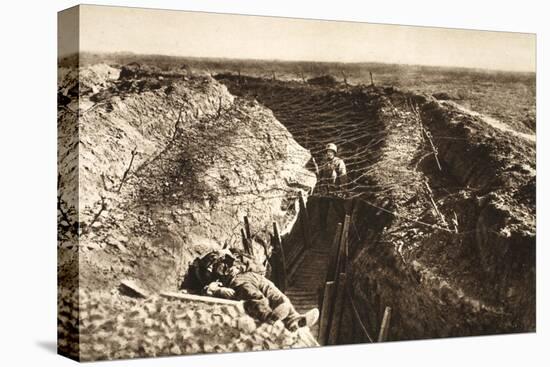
[70,71,489,239]
[215,74,389,201]
[213,75,479,236]
[100,73,479,237]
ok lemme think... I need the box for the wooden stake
[272,222,287,291]
[336,215,351,274]
[341,71,348,86]
[377,306,392,342]
[369,71,374,86]
[240,228,249,254]
[347,199,361,257]
[328,272,347,345]
[319,281,336,345]
[243,216,251,240]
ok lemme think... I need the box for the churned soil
[57,63,317,360]
[217,75,535,340]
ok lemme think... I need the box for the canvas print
[57,5,536,362]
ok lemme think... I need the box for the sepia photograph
[57,4,536,362]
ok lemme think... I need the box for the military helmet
[326,143,337,153]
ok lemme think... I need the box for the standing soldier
[318,143,348,231]
[319,143,347,195]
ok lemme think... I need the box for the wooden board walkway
[285,248,331,340]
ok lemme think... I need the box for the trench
[217,74,535,342]
[216,74,395,342]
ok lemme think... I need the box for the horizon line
[63,50,536,74]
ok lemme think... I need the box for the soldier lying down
[192,248,319,331]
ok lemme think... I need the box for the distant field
[71,52,536,134]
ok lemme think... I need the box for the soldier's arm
[204,281,235,299]
[337,160,348,187]
[337,159,347,176]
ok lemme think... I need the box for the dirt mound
[307,75,338,86]
[432,92,456,100]
[349,90,535,340]
[58,63,119,99]
[58,64,317,359]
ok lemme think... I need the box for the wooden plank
[328,272,347,345]
[326,223,343,282]
[160,291,245,312]
[287,247,307,283]
[273,222,288,291]
[299,194,313,249]
[377,306,392,342]
[119,279,149,298]
[319,281,335,345]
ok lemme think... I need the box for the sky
[61,5,536,72]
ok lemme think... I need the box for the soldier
[196,249,319,331]
[319,143,347,195]
[318,143,349,230]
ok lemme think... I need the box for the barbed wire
[71,77,508,241]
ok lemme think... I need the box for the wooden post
[348,199,362,257]
[328,273,347,345]
[335,215,351,275]
[377,306,392,342]
[326,223,343,282]
[319,281,335,345]
[344,235,349,268]
[243,216,251,240]
[240,228,246,244]
[341,71,348,87]
[299,194,313,249]
[369,71,374,86]
[272,222,287,291]
[240,228,252,255]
